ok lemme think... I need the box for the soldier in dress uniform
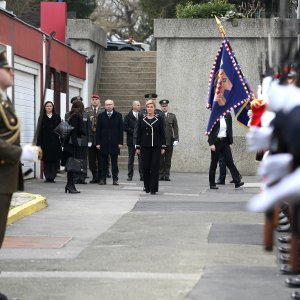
[159,99,179,181]
[85,94,103,183]
[65,96,92,184]
[0,46,39,252]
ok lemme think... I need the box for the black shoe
[279,254,290,264]
[235,181,244,188]
[280,264,300,275]
[292,291,300,299]
[150,191,156,195]
[210,185,219,190]
[278,235,291,244]
[44,179,52,183]
[159,176,165,181]
[144,188,150,193]
[0,293,8,300]
[113,180,119,185]
[165,177,171,181]
[127,177,132,181]
[230,179,234,183]
[277,224,291,233]
[98,180,106,185]
[89,178,98,183]
[216,180,225,185]
[286,277,300,288]
[279,217,289,226]
[65,185,80,194]
[77,180,87,184]
[278,246,290,254]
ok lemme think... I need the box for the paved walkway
[0,172,293,299]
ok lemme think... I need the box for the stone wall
[67,19,107,103]
[154,18,298,174]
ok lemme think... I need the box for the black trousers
[209,139,240,186]
[0,193,12,248]
[218,153,227,182]
[88,145,101,175]
[218,152,241,182]
[141,146,161,193]
[43,161,58,180]
[159,145,173,178]
[127,145,143,179]
[100,154,119,181]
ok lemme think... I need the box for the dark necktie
[94,108,97,115]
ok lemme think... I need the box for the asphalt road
[0,172,293,300]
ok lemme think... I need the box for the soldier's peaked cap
[0,45,12,69]
[91,94,100,99]
[144,93,157,99]
[159,99,169,105]
[71,96,83,103]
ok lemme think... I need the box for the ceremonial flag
[205,39,254,135]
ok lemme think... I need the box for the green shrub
[176,0,237,19]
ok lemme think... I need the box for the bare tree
[91,0,145,40]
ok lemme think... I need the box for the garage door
[14,70,36,178]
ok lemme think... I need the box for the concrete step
[99,89,156,96]
[102,61,156,68]
[104,51,156,59]
[98,83,156,90]
[101,72,156,80]
[100,77,155,84]
[101,66,156,73]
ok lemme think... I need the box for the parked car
[106,40,145,51]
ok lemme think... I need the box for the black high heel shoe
[65,185,80,194]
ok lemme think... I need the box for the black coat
[62,113,85,164]
[208,113,233,146]
[124,110,138,146]
[136,114,166,148]
[96,109,123,155]
[37,113,62,162]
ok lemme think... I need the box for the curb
[7,194,48,225]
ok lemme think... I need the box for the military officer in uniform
[159,99,179,181]
[85,94,103,183]
[0,46,39,251]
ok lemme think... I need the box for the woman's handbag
[65,157,86,173]
[54,121,74,140]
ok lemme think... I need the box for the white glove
[247,167,300,212]
[173,140,179,147]
[88,142,92,147]
[247,109,253,119]
[246,126,273,152]
[21,144,39,162]
[258,153,293,186]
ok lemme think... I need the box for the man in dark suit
[0,46,39,251]
[124,100,143,181]
[96,99,123,185]
[159,99,179,181]
[208,112,244,189]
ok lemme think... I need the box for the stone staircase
[97,51,157,170]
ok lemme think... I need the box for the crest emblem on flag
[206,39,254,135]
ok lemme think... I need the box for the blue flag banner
[206,39,253,135]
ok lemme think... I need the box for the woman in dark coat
[135,99,166,194]
[62,100,85,194]
[37,101,62,183]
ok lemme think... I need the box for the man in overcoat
[96,99,123,185]
[159,99,179,181]
[124,100,143,181]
